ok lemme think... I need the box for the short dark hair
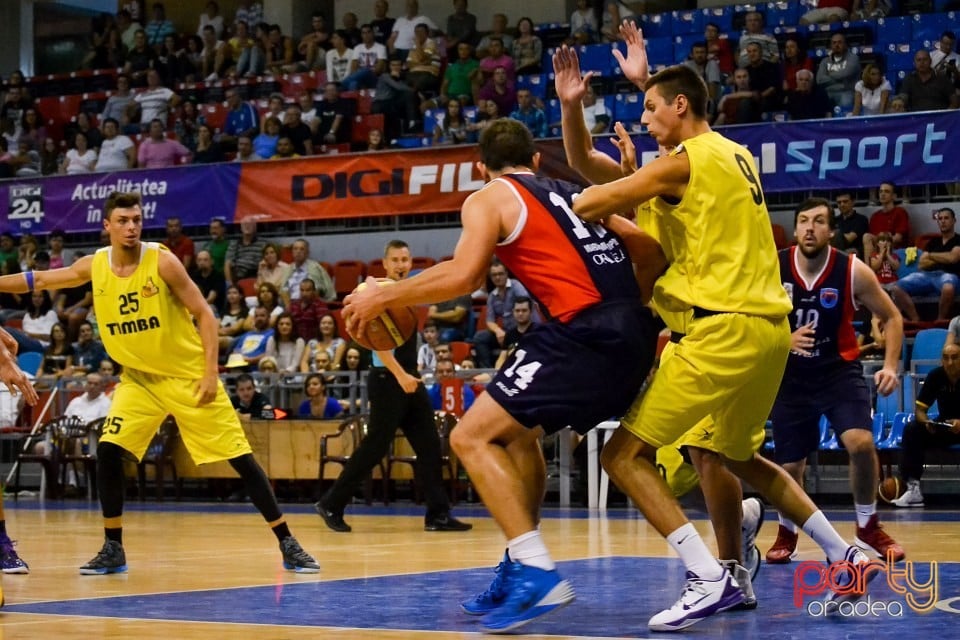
[103,117,119,128]
[938,207,956,220]
[235,373,255,386]
[104,192,142,218]
[384,239,409,255]
[794,197,836,229]
[513,296,532,309]
[479,119,536,171]
[644,65,709,119]
[942,30,957,41]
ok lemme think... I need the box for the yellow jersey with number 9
[651,131,791,318]
[91,242,206,378]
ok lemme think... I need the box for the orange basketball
[878,476,903,504]
[348,280,419,351]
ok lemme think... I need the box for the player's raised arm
[0,255,94,293]
[573,153,690,222]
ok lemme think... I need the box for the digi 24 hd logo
[793,550,949,617]
[8,184,44,229]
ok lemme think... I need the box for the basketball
[347,279,419,351]
[878,476,903,503]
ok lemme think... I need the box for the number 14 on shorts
[502,349,542,392]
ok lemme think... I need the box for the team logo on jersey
[819,288,839,309]
[783,282,793,298]
[141,277,159,298]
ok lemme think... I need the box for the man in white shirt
[325,30,358,83]
[581,85,611,134]
[931,30,959,75]
[281,239,336,304]
[389,0,437,56]
[134,69,180,128]
[343,23,388,90]
[95,119,135,172]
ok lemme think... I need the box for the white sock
[778,513,798,533]
[666,523,723,581]
[801,510,850,563]
[507,530,555,571]
[855,502,876,528]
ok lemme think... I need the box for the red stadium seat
[448,341,472,365]
[201,101,229,133]
[333,260,367,298]
[411,256,435,270]
[351,113,385,144]
[771,223,790,250]
[236,278,258,298]
[367,260,387,279]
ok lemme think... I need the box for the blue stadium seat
[614,92,644,124]
[876,386,902,423]
[874,16,912,48]
[516,74,547,99]
[673,33,702,63]
[423,108,441,135]
[671,9,703,35]
[640,12,673,38]
[645,37,677,65]
[872,412,885,446]
[16,351,42,376]
[902,372,917,416]
[393,136,430,149]
[894,246,920,278]
[546,98,561,125]
[701,5,734,32]
[765,1,800,27]
[877,412,912,449]
[911,13,950,45]
[818,415,833,448]
[578,44,615,75]
[910,328,948,374]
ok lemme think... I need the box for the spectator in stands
[371,0,396,46]
[253,115,281,158]
[800,0,851,25]
[17,107,45,153]
[496,295,538,368]
[342,12,363,48]
[446,0,477,57]
[892,343,960,507]
[478,67,517,120]
[197,1,224,38]
[932,30,959,75]
[744,42,782,115]
[218,284,248,352]
[704,21,734,79]
[851,0,891,19]
[863,181,910,256]
[200,24,232,81]
[234,1,264,32]
[230,373,273,419]
[95,118,137,174]
[296,92,319,132]
[581,84,611,133]
[192,249,226,315]
[60,132,97,175]
[600,1,640,43]
[193,123,225,164]
[10,139,40,177]
[390,0,438,59]
[84,21,126,71]
[365,127,387,150]
[406,23,442,100]
[418,319,440,374]
[289,278,328,343]
[117,9,143,51]
[256,242,289,290]
[38,138,60,176]
[134,68,179,128]
[144,2,174,51]
[870,232,900,288]
[73,320,108,374]
[154,35,189,86]
[836,192,869,257]
[373,57,420,139]
[478,36,515,84]
[433,98,471,145]
[300,12,332,71]
[713,68,761,125]
[265,312,304,374]
[785,69,832,121]
[428,357,475,412]
[737,11,779,67]
[816,33,860,109]
[682,42,721,110]
[852,64,892,116]
[265,24,295,75]
[301,312,347,372]
[298,373,346,418]
[509,89,547,138]
[326,30,357,84]
[270,136,298,159]
[102,75,134,124]
[280,104,313,156]
[183,35,205,80]
[436,42,479,109]
[470,98,501,133]
[428,292,472,342]
[234,304,276,368]
[282,239,335,304]
[1,86,33,141]
[260,94,284,132]
[233,21,265,78]
[46,230,65,269]
[781,36,813,93]
[477,12,514,57]
[21,290,58,346]
[18,235,38,272]
[314,83,352,147]
[570,0,598,46]
[39,323,73,379]
[226,218,266,283]
[901,49,958,112]
[512,17,542,75]
[124,29,156,87]
[66,112,103,151]
[203,218,229,274]
[890,207,960,322]
[137,118,190,168]
[234,133,260,161]
[472,260,534,368]
[163,216,195,270]
[220,87,259,148]
[343,24,388,91]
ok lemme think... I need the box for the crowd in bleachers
[1,0,958,178]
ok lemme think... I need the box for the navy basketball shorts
[770,360,873,464]
[485,299,658,436]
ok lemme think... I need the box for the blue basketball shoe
[461,551,511,615]
[480,562,575,633]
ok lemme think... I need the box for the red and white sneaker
[765,524,799,564]
[855,514,905,562]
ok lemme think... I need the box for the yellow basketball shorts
[623,313,790,461]
[101,369,253,465]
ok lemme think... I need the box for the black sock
[272,522,291,542]
[105,527,123,544]
[96,442,126,519]
[228,453,284,525]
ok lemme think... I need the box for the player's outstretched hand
[552,45,593,105]
[874,367,900,397]
[612,121,637,175]
[0,328,38,406]
[195,372,219,406]
[611,20,649,90]
[342,276,388,339]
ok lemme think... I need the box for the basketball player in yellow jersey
[554,45,763,612]
[569,23,876,631]
[0,192,318,576]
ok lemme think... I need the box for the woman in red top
[869,232,900,286]
[781,37,814,92]
[705,22,735,77]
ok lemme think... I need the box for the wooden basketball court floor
[1,500,959,639]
